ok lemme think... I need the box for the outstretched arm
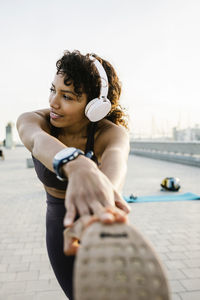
[96,124,130,213]
[98,125,130,191]
[17,109,68,172]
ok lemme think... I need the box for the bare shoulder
[18,108,50,121]
[94,119,130,157]
[17,108,52,152]
[17,108,51,132]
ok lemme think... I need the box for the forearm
[32,131,67,172]
[99,148,128,191]
[32,132,95,175]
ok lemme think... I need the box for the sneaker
[73,221,171,300]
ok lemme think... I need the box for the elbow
[16,113,27,141]
[16,112,35,152]
[16,113,25,132]
[16,112,31,133]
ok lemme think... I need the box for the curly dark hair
[56,50,129,129]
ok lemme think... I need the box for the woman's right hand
[62,155,130,227]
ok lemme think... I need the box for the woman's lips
[50,111,63,119]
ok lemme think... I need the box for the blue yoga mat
[124,192,200,203]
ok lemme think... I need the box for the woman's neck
[60,120,90,138]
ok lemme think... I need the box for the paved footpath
[0,146,200,300]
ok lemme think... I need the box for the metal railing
[130,141,200,167]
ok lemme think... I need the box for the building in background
[131,124,200,142]
[173,124,200,141]
[5,122,14,149]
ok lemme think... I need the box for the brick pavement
[0,146,200,300]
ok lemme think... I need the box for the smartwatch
[53,147,84,181]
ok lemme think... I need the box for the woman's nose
[49,93,60,109]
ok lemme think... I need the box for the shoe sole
[74,222,171,300]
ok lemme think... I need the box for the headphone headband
[85,55,111,122]
[89,55,108,98]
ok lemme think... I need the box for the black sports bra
[32,122,98,190]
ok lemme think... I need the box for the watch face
[54,147,77,160]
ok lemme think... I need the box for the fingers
[114,190,131,214]
[88,200,116,224]
[63,215,97,256]
[99,211,115,224]
[76,202,91,218]
[104,206,128,223]
[89,200,128,224]
[63,202,76,227]
[63,236,79,256]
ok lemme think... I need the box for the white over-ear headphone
[85,55,111,122]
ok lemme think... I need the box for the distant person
[17,50,169,300]
[0,148,4,160]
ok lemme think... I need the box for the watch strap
[53,148,84,181]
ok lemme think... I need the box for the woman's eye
[63,95,72,100]
[50,88,55,93]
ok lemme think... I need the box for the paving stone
[38,271,55,280]
[8,262,30,272]
[165,260,187,270]
[0,264,8,273]
[0,250,14,256]
[1,238,19,244]
[16,271,39,281]
[40,254,49,262]
[0,273,16,282]
[35,291,67,300]
[48,278,63,289]
[166,252,188,260]
[183,259,200,268]
[32,248,47,255]
[7,243,25,250]
[184,251,200,259]
[168,245,188,252]
[180,278,200,291]
[180,291,200,300]
[24,242,43,249]
[0,281,27,294]
[14,248,33,255]
[1,255,22,263]
[169,239,188,246]
[2,293,35,300]
[181,268,200,278]
[171,294,182,300]
[166,269,186,280]
[29,262,51,272]
[0,244,8,250]
[26,280,55,292]
[184,244,200,251]
[168,280,186,292]
[21,254,41,263]
[157,253,169,261]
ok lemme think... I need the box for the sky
[1,0,200,142]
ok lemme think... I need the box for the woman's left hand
[63,206,129,256]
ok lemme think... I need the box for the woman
[17,50,170,300]
[17,50,131,299]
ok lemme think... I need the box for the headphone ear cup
[85,98,111,122]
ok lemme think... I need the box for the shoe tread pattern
[74,222,170,300]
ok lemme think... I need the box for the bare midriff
[44,185,66,200]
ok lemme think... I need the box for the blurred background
[1,0,200,143]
